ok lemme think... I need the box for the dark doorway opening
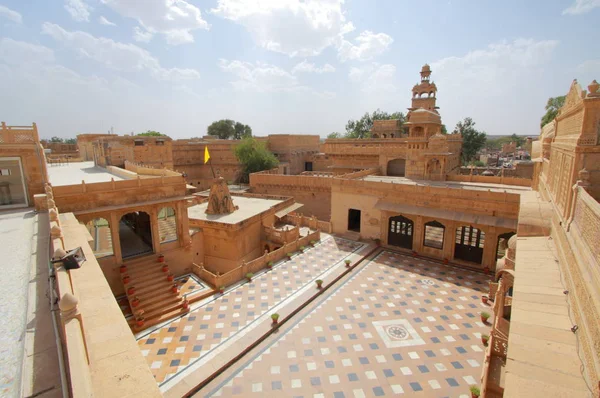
[388,215,413,250]
[119,211,153,259]
[387,158,406,177]
[454,226,485,264]
[347,209,361,232]
[305,162,313,172]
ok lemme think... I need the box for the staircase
[120,255,189,331]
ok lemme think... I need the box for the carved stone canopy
[205,177,238,215]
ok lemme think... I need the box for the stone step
[128,270,172,286]
[139,296,182,316]
[123,263,167,277]
[134,285,178,302]
[132,304,189,332]
[133,279,175,296]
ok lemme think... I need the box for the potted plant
[267,261,273,269]
[246,272,253,282]
[374,238,381,246]
[481,333,489,346]
[131,296,140,308]
[127,286,135,295]
[344,259,351,267]
[158,254,165,263]
[182,298,189,310]
[286,252,293,260]
[412,251,418,257]
[167,273,174,282]
[481,295,489,305]
[171,283,179,294]
[162,264,169,273]
[299,246,305,252]
[218,285,225,294]
[136,311,145,328]
[481,311,491,324]
[119,265,127,274]
[483,266,490,275]
[469,385,481,398]
[310,240,316,247]
[271,313,279,325]
[316,279,323,289]
[122,275,131,285]
[443,258,449,265]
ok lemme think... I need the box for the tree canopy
[344,109,406,139]
[137,130,166,137]
[234,137,278,183]
[207,119,252,139]
[46,136,76,144]
[453,117,487,164]
[540,95,565,127]
[485,133,526,150]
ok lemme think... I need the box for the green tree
[508,133,525,147]
[453,117,487,164]
[441,124,447,134]
[345,109,406,139]
[64,138,77,144]
[137,130,166,137]
[540,95,565,127]
[49,136,64,143]
[327,132,342,139]
[233,122,252,140]
[234,137,279,183]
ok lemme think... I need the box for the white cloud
[219,59,299,92]
[563,0,600,15]
[101,0,209,45]
[212,0,355,57]
[338,31,393,61]
[292,60,335,74]
[0,5,22,23]
[65,0,91,22]
[431,38,559,134]
[348,63,396,93]
[98,15,116,26]
[133,26,153,42]
[41,22,200,81]
[0,38,54,65]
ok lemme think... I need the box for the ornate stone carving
[205,177,238,215]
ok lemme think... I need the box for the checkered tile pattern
[205,250,491,397]
[137,236,364,385]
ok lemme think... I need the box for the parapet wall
[52,174,187,212]
[44,189,161,397]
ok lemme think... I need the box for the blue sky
[0,0,598,139]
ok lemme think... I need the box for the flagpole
[209,157,216,178]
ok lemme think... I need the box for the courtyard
[136,235,370,396]
[202,249,492,398]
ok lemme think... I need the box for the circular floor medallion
[386,325,410,340]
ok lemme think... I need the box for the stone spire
[205,177,238,215]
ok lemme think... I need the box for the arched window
[158,207,177,243]
[423,220,445,249]
[86,218,113,258]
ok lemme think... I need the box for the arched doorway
[496,232,516,259]
[454,226,485,264]
[388,215,413,250]
[85,217,113,258]
[387,158,406,176]
[119,211,153,259]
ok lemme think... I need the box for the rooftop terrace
[48,161,125,186]
[361,175,531,195]
[188,196,283,225]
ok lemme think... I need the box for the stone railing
[0,122,40,144]
[265,225,300,244]
[281,213,333,233]
[43,184,160,397]
[195,230,321,288]
[336,167,380,179]
[446,173,532,187]
[124,160,181,176]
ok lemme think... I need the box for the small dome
[508,235,517,250]
[53,248,67,259]
[421,64,431,72]
[59,293,78,312]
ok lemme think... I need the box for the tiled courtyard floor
[202,249,493,398]
[136,235,368,395]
